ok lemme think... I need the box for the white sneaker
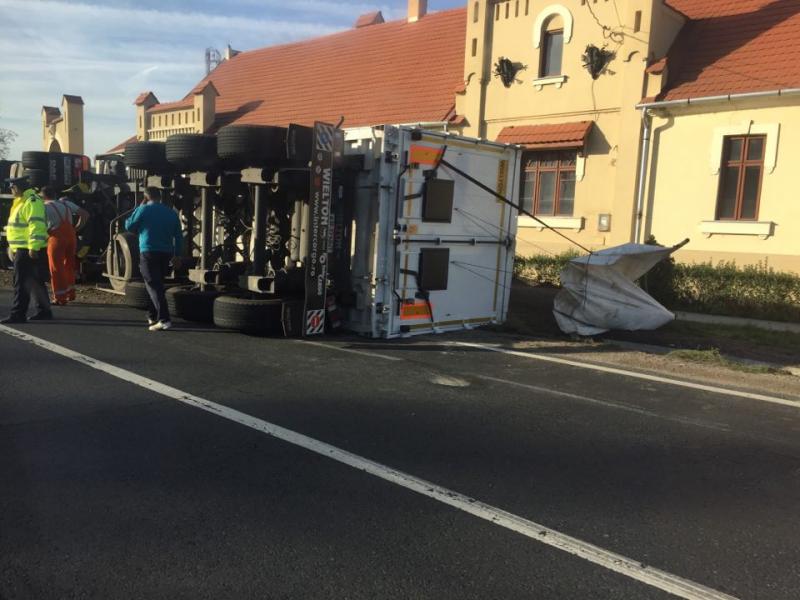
[147,318,157,326]
[148,320,172,331]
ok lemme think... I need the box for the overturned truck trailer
[345,126,520,338]
[117,124,521,339]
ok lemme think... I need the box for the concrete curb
[675,311,800,334]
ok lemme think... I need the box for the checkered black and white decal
[315,124,335,152]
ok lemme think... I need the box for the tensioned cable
[456,206,562,257]
[440,160,593,255]
[451,260,514,275]
[451,261,515,292]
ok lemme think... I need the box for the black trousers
[140,252,171,323]
[10,250,51,320]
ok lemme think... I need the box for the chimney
[408,0,427,23]
[224,44,241,60]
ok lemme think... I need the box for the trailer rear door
[375,128,520,338]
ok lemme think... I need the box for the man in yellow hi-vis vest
[2,177,52,324]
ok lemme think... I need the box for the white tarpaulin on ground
[553,241,688,337]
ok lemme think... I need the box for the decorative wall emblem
[582,45,615,79]
[493,57,527,88]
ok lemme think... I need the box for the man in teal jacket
[125,187,182,331]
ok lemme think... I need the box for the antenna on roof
[205,48,222,75]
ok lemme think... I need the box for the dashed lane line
[0,325,738,600]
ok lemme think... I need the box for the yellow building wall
[456,0,684,258]
[645,99,800,273]
[41,97,85,155]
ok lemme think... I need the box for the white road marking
[456,341,800,410]
[295,339,402,361]
[478,375,732,433]
[0,324,738,600]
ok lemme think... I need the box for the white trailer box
[344,126,521,338]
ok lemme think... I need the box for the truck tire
[217,125,287,167]
[213,294,283,334]
[166,286,222,323]
[166,134,218,172]
[123,281,151,309]
[25,168,48,188]
[47,153,66,188]
[106,232,139,291]
[21,151,50,170]
[125,281,181,310]
[124,141,167,171]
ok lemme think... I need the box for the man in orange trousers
[42,186,89,305]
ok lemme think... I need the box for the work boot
[0,315,26,324]
[29,311,54,321]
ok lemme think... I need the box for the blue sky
[0,0,465,160]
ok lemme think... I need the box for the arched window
[540,16,564,77]
[533,5,574,79]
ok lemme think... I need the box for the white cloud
[0,0,459,158]
[0,0,350,158]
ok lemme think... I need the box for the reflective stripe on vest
[6,193,49,251]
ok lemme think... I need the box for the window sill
[699,220,774,240]
[533,75,567,90]
[520,215,584,231]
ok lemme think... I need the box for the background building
[641,0,800,272]
[41,95,84,155]
[110,0,800,272]
[456,0,799,272]
[109,1,465,151]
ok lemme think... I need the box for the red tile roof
[355,11,384,28]
[188,81,219,97]
[42,106,62,125]
[660,0,800,101]
[148,99,194,113]
[106,135,137,154]
[666,0,766,19]
[134,91,158,106]
[496,121,593,149]
[645,57,667,75]
[184,8,466,131]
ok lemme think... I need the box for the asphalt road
[2,292,800,600]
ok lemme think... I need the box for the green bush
[514,250,580,286]
[655,261,800,323]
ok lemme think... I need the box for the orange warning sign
[400,301,433,320]
[409,145,444,166]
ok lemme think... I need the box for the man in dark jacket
[125,187,182,331]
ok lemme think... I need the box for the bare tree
[0,115,17,160]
